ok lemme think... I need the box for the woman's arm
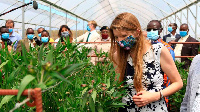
[132,46,183,107]
[160,46,183,97]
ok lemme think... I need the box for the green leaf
[0,60,9,68]
[107,77,110,89]
[45,47,53,64]
[97,104,104,112]
[50,72,71,84]
[91,90,97,102]
[89,96,95,112]
[59,63,86,76]
[82,93,88,109]
[111,103,126,107]
[0,95,15,108]
[36,82,47,89]
[21,42,28,64]
[46,79,57,86]
[17,75,35,100]
[38,44,44,62]
[82,87,88,96]
[7,67,21,83]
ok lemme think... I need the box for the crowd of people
[0,13,200,111]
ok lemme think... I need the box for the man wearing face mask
[74,20,101,43]
[174,23,199,69]
[147,20,175,60]
[0,26,13,51]
[2,20,22,50]
[16,28,36,53]
[74,20,101,64]
[163,23,181,49]
[147,20,175,107]
[95,26,111,64]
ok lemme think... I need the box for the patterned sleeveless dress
[119,43,168,112]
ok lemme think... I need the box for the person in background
[41,30,50,47]
[37,27,44,39]
[74,20,101,64]
[16,28,36,53]
[4,19,22,50]
[100,26,110,41]
[95,26,111,64]
[0,26,12,51]
[163,23,181,49]
[180,54,200,112]
[74,20,100,43]
[146,20,175,107]
[55,25,73,47]
[37,27,54,43]
[174,23,199,69]
[110,12,182,112]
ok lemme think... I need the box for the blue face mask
[168,27,173,33]
[1,33,10,40]
[180,31,187,37]
[147,30,159,41]
[87,25,91,31]
[41,37,49,43]
[38,33,42,37]
[9,28,13,33]
[116,35,136,50]
[27,34,34,40]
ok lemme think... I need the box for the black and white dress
[120,43,168,112]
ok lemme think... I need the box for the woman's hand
[132,91,160,107]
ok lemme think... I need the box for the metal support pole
[195,3,198,39]
[66,12,67,25]
[76,16,77,38]
[166,18,168,34]
[187,7,189,24]
[22,0,25,38]
[49,5,52,37]
[180,10,182,25]
[162,20,165,38]
[175,13,176,23]
[83,20,84,34]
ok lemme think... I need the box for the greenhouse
[0,0,200,112]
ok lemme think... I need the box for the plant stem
[44,76,51,84]
[40,69,44,83]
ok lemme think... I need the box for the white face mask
[61,31,70,37]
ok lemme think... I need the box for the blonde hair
[89,20,97,28]
[110,12,145,92]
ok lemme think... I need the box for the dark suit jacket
[175,35,199,69]
[163,33,181,49]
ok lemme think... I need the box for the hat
[100,26,109,31]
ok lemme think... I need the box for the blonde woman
[109,12,183,112]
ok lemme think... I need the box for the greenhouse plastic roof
[0,0,200,37]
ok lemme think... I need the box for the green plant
[0,39,126,112]
[169,61,188,112]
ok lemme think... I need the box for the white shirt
[170,33,176,38]
[28,39,34,48]
[54,38,60,47]
[174,34,189,62]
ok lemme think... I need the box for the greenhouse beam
[40,0,89,22]
[160,0,200,20]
